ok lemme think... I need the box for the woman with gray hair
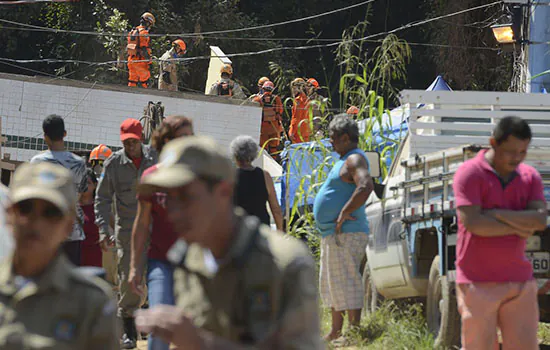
[230,135,284,231]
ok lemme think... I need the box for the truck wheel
[362,262,383,315]
[427,256,461,348]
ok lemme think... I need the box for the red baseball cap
[120,119,143,141]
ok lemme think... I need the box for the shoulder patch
[249,287,270,314]
[54,319,77,341]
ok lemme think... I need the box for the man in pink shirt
[453,116,547,349]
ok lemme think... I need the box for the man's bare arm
[458,205,530,238]
[340,154,374,216]
[487,201,547,232]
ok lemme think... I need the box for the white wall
[0,74,261,161]
[204,46,232,94]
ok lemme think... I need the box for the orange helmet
[307,78,319,88]
[347,106,360,115]
[173,39,187,54]
[220,64,233,75]
[258,76,270,87]
[262,80,275,92]
[141,12,155,26]
[90,144,113,161]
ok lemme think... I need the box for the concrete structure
[0,73,261,162]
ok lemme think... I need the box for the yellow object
[491,24,515,44]
[220,64,233,75]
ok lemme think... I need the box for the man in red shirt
[128,116,194,350]
[453,116,547,349]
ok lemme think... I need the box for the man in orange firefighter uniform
[127,12,155,88]
[288,78,311,143]
[253,80,284,160]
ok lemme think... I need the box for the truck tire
[362,262,383,315]
[427,256,461,348]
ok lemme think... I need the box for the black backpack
[217,81,234,96]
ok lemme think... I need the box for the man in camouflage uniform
[0,162,118,349]
[135,136,323,349]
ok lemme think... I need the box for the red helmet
[307,78,319,88]
[346,106,360,115]
[262,81,275,92]
[90,144,113,161]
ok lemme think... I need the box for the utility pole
[527,0,550,92]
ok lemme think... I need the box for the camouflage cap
[139,136,235,194]
[9,162,77,214]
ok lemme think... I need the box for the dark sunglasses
[90,159,104,166]
[15,199,64,221]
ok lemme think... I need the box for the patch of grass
[539,323,550,345]
[321,301,434,349]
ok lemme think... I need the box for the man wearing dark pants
[95,118,157,349]
[30,114,87,266]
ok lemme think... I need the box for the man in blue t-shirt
[313,115,374,343]
[30,114,87,266]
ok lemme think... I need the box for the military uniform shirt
[171,210,324,349]
[95,144,157,242]
[0,254,119,349]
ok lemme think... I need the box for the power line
[0,26,503,49]
[355,1,503,42]
[0,0,73,4]
[0,0,375,38]
[0,59,60,77]
[0,39,499,68]
[0,2,503,68]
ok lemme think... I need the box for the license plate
[527,252,550,273]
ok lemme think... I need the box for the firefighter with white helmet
[207,63,246,99]
[158,39,187,91]
[127,12,155,88]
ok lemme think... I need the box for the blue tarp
[279,76,452,212]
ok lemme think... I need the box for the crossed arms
[457,201,547,238]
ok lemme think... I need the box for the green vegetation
[1,1,512,96]
[320,301,435,349]
[279,26,408,243]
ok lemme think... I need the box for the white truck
[364,90,550,347]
